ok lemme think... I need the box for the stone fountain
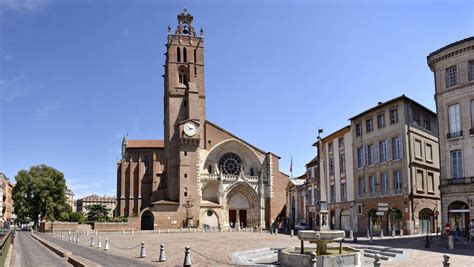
[298,230,345,255]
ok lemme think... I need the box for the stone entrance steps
[233,247,281,265]
[358,246,403,262]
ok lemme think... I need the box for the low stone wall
[40,222,79,232]
[93,222,135,231]
[77,224,92,231]
[278,246,363,267]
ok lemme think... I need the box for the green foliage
[107,216,128,223]
[85,204,110,222]
[58,212,70,221]
[69,212,85,224]
[12,165,67,227]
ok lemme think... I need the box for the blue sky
[0,0,473,198]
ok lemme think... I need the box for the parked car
[295,222,311,231]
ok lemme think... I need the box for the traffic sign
[378,203,389,207]
[445,223,451,234]
[376,211,385,216]
[378,207,389,212]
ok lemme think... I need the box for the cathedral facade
[116,9,288,230]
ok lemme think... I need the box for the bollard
[105,238,109,251]
[367,229,370,239]
[61,232,64,239]
[90,237,94,247]
[400,229,404,236]
[275,228,278,235]
[349,231,354,239]
[374,253,381,267]
[68,230,71,235]
[443,254,450,267]
[97,237,102,249]
[260,228,263,234]
[140,242,147,258]
[95,230,98,236]
[183,246,192,267]
[159,244,166,262]
[167,229,170,234]
[76,234,80,243]
[380,230,384,238]
[158,229,161,234]
[448,235,454,250]
[392,230,395,237]
[310,252,317,267]
[122,229,125,235]
[69,235,72,242]
[86,230,89,236]
[290,229,294,237]
[132,229,135,235]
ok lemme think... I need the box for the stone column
[236,209,240,228]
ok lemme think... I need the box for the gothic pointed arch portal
[226,183,259,228]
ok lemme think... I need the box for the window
[341,182,347,201]
[381,173,388,195]
[469,61,474,81]
[428,172,435,193]
[329,157,335,176]
[219,153,242,175]
[194,49,197,63]
[357,147,363,168]
[369,175,376,195]
[183,47,187,62]
[390,108,399,124]
[177,47,181,62]
[144,156,150,175]
[366,118,373,133]
[330,184,335,202]
[379,140,387,163]
[451,150,463,179]
[448,104,461,138]
[394,171,402,193]
[392,136,401,160]
[358,177,366,196]
[414,139,423,159]
[355,123,362,136]
[328,142,334,153]
[412,108,421,126]
[367,144,375,165]
[423,119,431,131]
[377,113,386,128]
[416,169,424,192]
[446,65,457,87]
[250,168,254,176]
[357,204,363,215]
[426,144,433,162]
[339,154,345,174]
[338,137,344,149]
[471,100,474,129]
[208,165,212,173]
[178,66,188,84]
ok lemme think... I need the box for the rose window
[219,153,242,175]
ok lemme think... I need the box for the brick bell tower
[163,9,205,219]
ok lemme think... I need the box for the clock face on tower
[184,122,197,137]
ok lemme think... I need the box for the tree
[12,165,68,228]
[58,212,70,221]
[69,212,85,224]
[85,204,110,222]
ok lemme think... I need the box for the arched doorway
[141,210,154,230]
[368,209,380,234]
[448,201,469,237]
[340,209,351,231]
[202,210,219,230]
[419,208,434,234]
[387,208,402,235]
[226,183,259,228]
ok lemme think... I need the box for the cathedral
[116,9,288,230]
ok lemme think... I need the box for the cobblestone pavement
[41,230,474,266]
[12,231,70,267]
[40,233,155,267]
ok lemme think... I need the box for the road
[40,234,156,267]
[13,231,71,267]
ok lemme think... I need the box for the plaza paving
[43,230,474,266]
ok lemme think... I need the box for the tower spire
[176,8,196,36]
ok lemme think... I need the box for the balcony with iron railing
[441,177,474,185]
[447,130,463,139]
[358,189,403,199]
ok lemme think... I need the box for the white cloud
[0,0,50,12]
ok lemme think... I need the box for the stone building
[65,187,76,212]
[304,155,325,230]
[0,173,14,227]
[76,194,117,217]
[286,175,306,228]
[350,95,441,235]
[427,36,474,236]
[318,126,356,233]
[116,9,288,230]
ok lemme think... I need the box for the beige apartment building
[77,194,117,217]
[318,126,356,233]
[351,95,440,235]
[65,187,76,212]
[427,36,474,236]
[116,9,288,230]
[304,156,327,230]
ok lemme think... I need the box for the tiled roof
[127,140,164,148]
